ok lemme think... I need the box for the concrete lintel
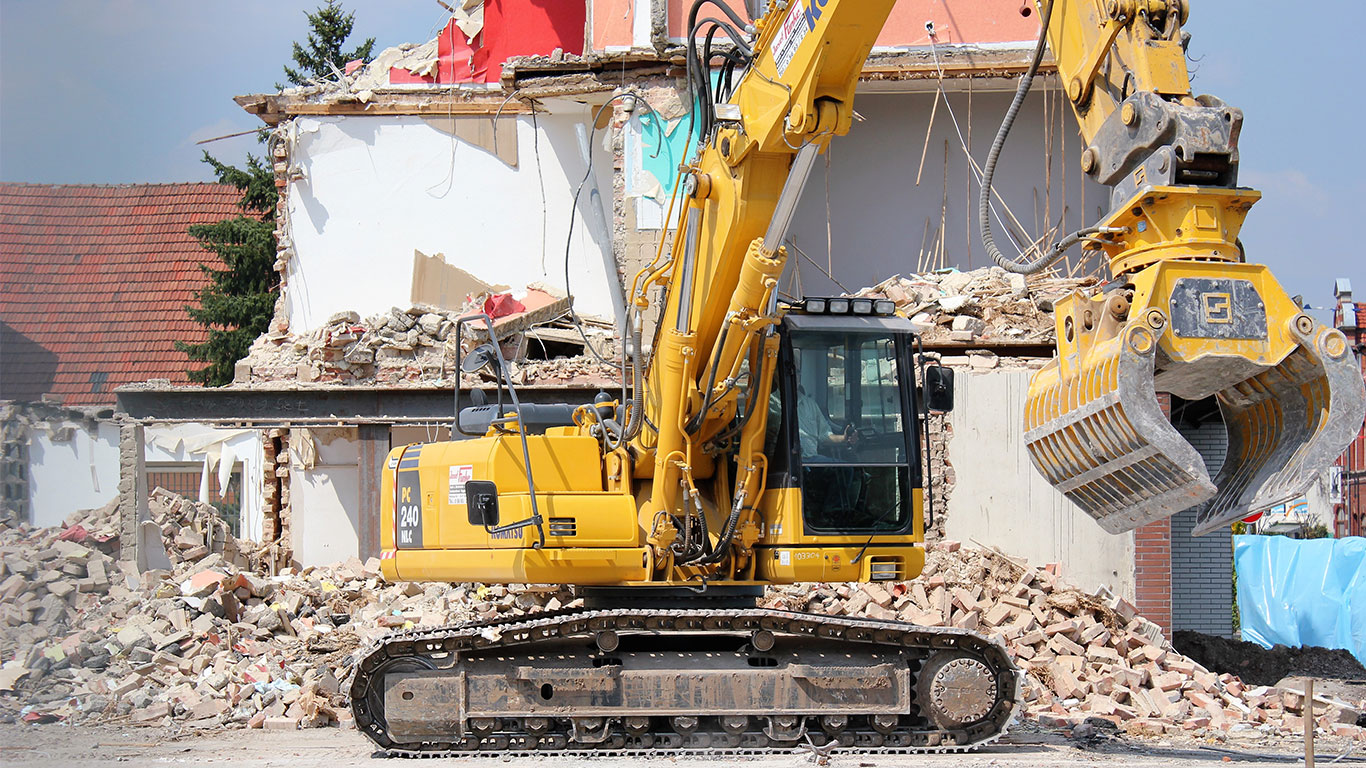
[114,386,601,427]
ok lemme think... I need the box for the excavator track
[350,607,1022,757]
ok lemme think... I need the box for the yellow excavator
[351,0,1366,755]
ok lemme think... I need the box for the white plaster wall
[284,111,616,333]
[26,422,265,539]
[943,368,1136,598]
[291,429,361,567]
[27,422,121,528]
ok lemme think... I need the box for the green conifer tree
[283,0,376,85]
[176,154,279,386]
[181,1,373,385]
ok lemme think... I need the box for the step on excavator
[350,0,1366,755]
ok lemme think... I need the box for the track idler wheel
[915,652,999,730]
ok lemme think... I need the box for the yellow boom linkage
[1018,0,1365,534]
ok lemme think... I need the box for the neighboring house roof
[0,183,243,406]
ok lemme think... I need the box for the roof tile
[1,182,245,405]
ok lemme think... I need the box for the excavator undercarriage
[351,606,1021,755]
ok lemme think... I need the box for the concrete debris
[764,543,1366,743]
[8,492,1353,743]
[235,286,619,388]
[849,266,1097,344]
[0,491,575,729]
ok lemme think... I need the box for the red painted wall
[390,0,587,85]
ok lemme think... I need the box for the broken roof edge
[234,42,1052,125]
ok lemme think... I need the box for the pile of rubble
[6,494,1361,742]
[767,542,1366,743]
[0,491,573,729]
[850,266,1097,344]
[235,288,619,388]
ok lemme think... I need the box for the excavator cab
[764,302,930,539]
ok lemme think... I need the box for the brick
[1048,633,1084,657]
[263,716,300,731]
[1047,662,1086,700]
[1152,671,1185,692]
[132,702,170,723]
[983,603,1012,627]
[1045,619,1082,637]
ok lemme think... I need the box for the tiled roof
[0,183,244,406]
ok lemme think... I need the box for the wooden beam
[356,423,389,561]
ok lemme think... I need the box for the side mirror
[923,365,954,413]
[462,343,499,374]
[465,480,500,527]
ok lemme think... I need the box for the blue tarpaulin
[1234,534,1366,665]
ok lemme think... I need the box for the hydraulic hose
[978,0,1102,274]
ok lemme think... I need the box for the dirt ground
[0,723,1356,767]
[1174,630,1366,705]
[1174,631,1366,687]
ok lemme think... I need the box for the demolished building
[0,0,1248,640]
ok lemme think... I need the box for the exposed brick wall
[1134,518,1172,634]
[1133,394,1174,635]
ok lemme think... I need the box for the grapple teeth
[1193,325,1366,535]
[1025,325,1216,534]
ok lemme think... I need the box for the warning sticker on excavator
[448,465,473,505]
[772,0,823,76]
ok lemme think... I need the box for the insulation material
[410,250,510,311]
[625,103,702,229]
[1235,534,1366,665]
[453,0,485,39]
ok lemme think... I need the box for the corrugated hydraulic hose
[978,0,1101,275]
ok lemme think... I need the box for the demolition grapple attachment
[1025,253,1364,536]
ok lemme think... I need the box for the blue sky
[1,0,1360,304]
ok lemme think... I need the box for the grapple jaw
[1025,317,1217,534]
[1193,321,1366,534]
[1025,261,1364,536]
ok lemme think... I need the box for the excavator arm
[1009,0,1366,533]
[629,0,898,578]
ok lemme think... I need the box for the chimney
[1336,278,1357,331]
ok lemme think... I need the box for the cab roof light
[851,298,874,315]
[827,298,850,314]
[804,298,827,313]
[874,299,896,315]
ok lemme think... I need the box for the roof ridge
[0,182,238,192]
